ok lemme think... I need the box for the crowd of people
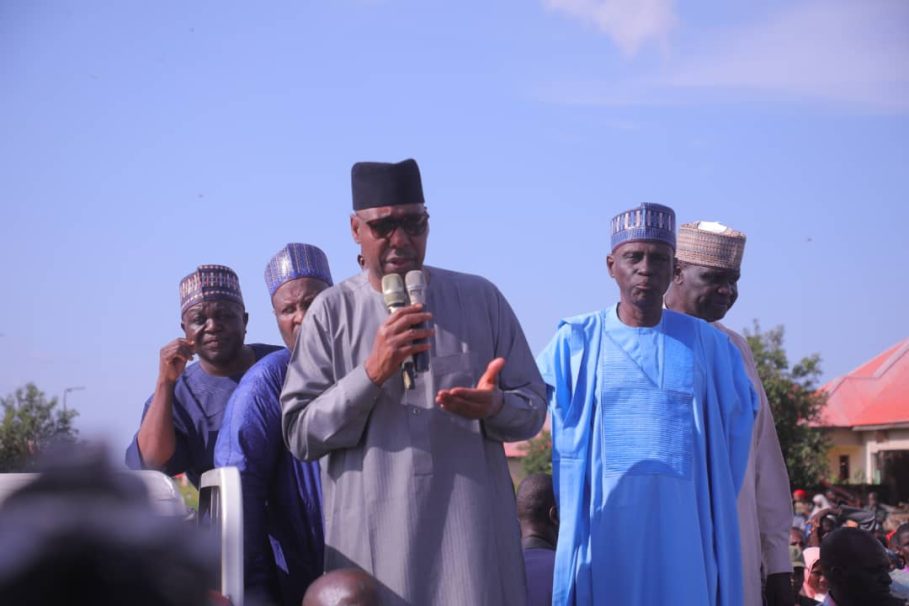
[94,157,904,605]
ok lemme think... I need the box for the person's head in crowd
[802,546,828,600]
[264,243,333,350]
[179,264,250,374]
[664,220,745,322]
[891,523,909,570]
[824,489,843,507]
[790,527,805,548]
[794,490,811,516]
[812,493,833,513]
[868,491,880,507]
[0,444,217,606]
[820,514,838,537]
[789,545,806,601]
[821,527,893,606]
[607,203,676,326]
[349,159,429,292]
[302,568,382,606]
[516,473,558,547]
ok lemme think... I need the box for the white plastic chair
[199,466,244,606]
[0,470,186,517]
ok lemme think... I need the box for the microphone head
[405,270,427,306]
[381,274,408,310]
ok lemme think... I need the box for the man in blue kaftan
[537,203,758,606]
[125,264,280,488]
[215,243,333,606]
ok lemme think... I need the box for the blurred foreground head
[302,568,382,606]
[0,443,217,606]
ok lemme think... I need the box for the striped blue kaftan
[537,306,757,606]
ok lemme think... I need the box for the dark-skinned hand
[764,573,794,606]
[157,331,199,384]
[364,304,433,386]
[436,357,506,419]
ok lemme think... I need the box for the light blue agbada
[537,306,757,606]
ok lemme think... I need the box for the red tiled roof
[819,338,909,428]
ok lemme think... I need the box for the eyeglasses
[362,212,430,239]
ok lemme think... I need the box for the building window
[839,455,850,482]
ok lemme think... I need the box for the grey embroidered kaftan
[281,267,546,606]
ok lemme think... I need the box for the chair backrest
[199,466,244,606]
[0,470,187,517]
[0,474,36,505]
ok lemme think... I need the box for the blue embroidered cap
[264,243,333,296]
[610,202,676,252]
[179,265,244,314]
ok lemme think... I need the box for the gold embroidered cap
[676,221,746,270]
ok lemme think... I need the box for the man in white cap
[665,221,794,606]
[537,203,758,605]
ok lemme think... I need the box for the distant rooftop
[819,338,909,428]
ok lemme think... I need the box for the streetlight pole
[63,386,85,412]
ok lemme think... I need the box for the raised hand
[157,330,199,384]
[435,357,506,419]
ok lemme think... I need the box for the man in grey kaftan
[281,159,546,606]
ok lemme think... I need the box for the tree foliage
[0,383,79,472]
[744,322,830,488]
[522,430,553,476]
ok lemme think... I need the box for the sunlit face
[351,203,429,289]
[607,241,674,314]
[672,262,740,322]
[271,277,330,349]
[181,300,248,367]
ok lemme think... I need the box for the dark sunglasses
[363,212,430,239]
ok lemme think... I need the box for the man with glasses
[282,159,546,605]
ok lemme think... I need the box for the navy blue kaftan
[125,343,280,488]
[215,348,324,606]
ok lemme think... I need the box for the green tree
[744,322,829,488]
[521,430,553,476]
[0,383,79,471]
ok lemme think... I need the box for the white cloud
[666,0,909,111]
[540,0,909,112]
[545,0,678,56]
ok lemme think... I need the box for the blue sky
[2,0,907,453]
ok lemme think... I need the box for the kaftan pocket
[430,351,480,391]
[598,386,694,480]
[430,351,482,434]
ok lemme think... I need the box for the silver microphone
[382,274,415,389]
[381,274,408,313]
[405,270,429,373]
